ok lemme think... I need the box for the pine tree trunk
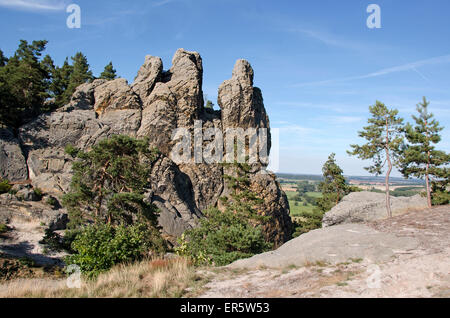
[385,118,392,218]
[425,161,432,208]
[425,119,432,209]
[385,153,393,218]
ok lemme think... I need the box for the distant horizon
[275,172,425,182]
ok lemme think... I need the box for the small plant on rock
[0,178,12,194]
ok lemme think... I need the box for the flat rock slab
[229,223,419,269]
[322,192,428,227]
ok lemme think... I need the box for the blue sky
[1,0,449,176]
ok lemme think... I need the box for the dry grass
[0,257,205,298]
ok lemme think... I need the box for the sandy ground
[199,206,450,298]
[0,219,66,266]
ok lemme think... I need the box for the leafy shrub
[66,223,166,278]
[0,179,12,194]
[175,208,271,266]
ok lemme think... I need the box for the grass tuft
[0,257,201,298]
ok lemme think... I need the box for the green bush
[175,208,271,266]
[0,179,12,194]
[66,223,166,278]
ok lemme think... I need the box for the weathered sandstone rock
[322,191,428,227]
[1,49,292,244]
[0,128,28,182]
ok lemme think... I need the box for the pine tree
[315,153,350,213]
[348,101,404,218]
[0,40,50,128]
[430,167,450,205]
[400,97,450,207]
[100,61,117,80]
[64,52,93,104]
[0,50,7,67]
[39,54,56,112]
[50,58,73,108]
[40,54,55,76]
[62,135,160,228]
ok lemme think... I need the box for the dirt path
[0,220,66,266]
[199,206,450,298]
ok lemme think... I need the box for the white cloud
[0,0,66,11]
[293,54,450,87]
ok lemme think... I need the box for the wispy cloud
[0,0,66,11]
[152,0,175,7]
[293,54,450,87]
[287,27,367,51]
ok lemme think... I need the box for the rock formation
[0,128,28,182]
[228,223,419,269]
[0,49,292,246]
[322,191,428,227]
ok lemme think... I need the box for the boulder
[16,187,40,202]
[94,78,141,116]
[229,223,420,269]
[322,191,428,227]
[0,194,68,230]
[250,172,292,247]
[0,128,28,182]
[65,79,107,111]
[148,156,202,237]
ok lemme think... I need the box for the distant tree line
[0,39,118,131]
